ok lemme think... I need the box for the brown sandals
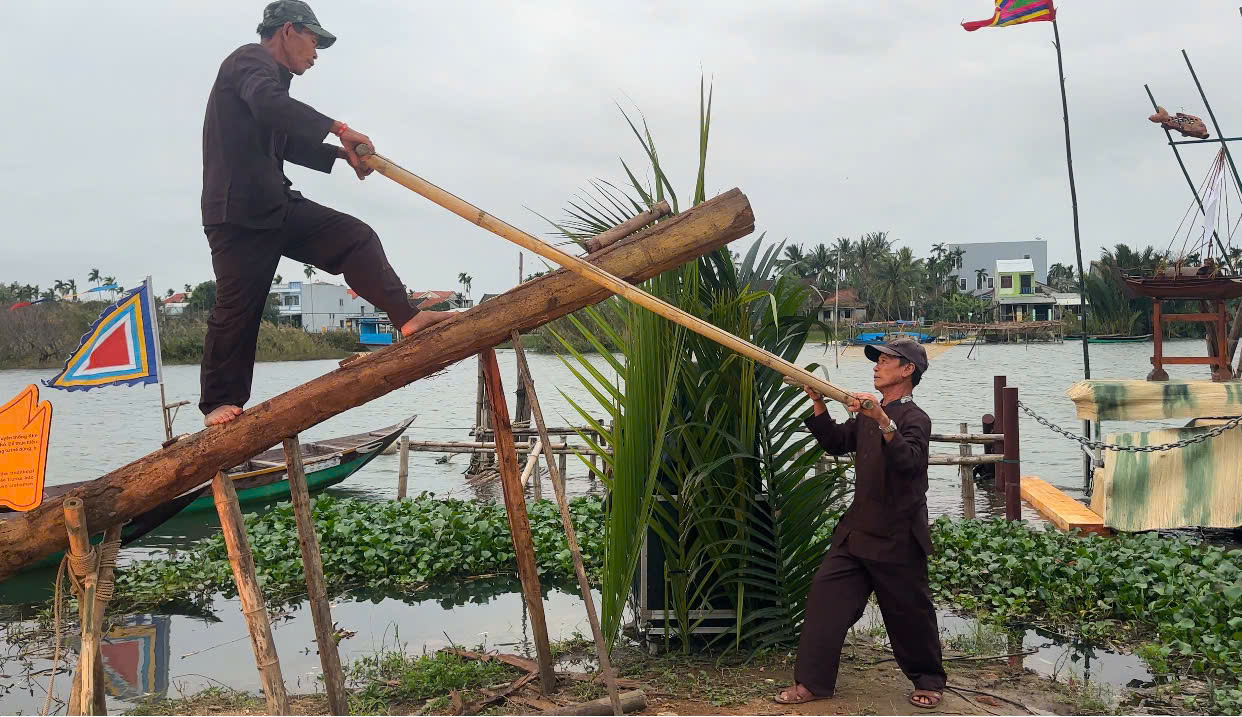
[910,689,943,709]
[774,684,831,705]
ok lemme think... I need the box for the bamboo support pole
[63,498,99,716]
[959,422,976,520]
[584,201,672,252]
[521,438,543,488]
[282,438,348,716]
[818,453,1003,466]
[87,523,121,716]
[511,331,622,714]
[397,435,410,499]
[480,348,557,693]
[357,145,870,410]
[212,471,289,714]
[406,439,594,454]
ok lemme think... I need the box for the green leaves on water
[114,494,606,608]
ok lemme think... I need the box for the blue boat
[849,330,934,345]
[359,317,396,348]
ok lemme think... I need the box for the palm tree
[184,283,192,294]
[1047,263,1076,292]
[272,274,283,285]
[874,247,924,319]
[102,276,116,299]
[165,288,175,298]
[67,279,78,301]
[303,264,317,329]
[88,268,101,286]
[974,268,988,292]
[779,244,807,276]
[457,272,473,300]
[41,287,56,301]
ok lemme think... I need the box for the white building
[269,280,380,333]
[947,239,1048,295]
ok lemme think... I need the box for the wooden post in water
[993,376,1007,491]
[1003,387,1021,522]
[212,471,289,714]
[282,438,348,716]
[511,331,623,714]
[397,435,410,499]
[63,498,99,715]
[959,422,976,520]
[480,347,558,694]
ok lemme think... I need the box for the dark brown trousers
[199,198,416,415]
[794,536,946,697]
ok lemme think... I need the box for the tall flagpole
[1051,17,1095,489]
[833,250,841,369]
[145,276,173,442]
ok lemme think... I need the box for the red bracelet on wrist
[332,122,348,137]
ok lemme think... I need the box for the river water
[0,339,1209,712]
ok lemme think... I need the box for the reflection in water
[101,615,171,701]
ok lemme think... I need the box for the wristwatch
[880,417,897,434]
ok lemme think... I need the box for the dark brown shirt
[201,44,339,229]
[805,397,933,563]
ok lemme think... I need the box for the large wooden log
[0,189,753,579]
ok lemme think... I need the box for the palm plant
[458,272,473,300]
[551,79,850,653]
[778,244,807,276]
[88,268,101,286]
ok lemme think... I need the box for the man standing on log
[199,0,451,427]
[775,338,946,709]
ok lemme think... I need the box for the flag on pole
[43,280,162,392]
[962,1,1056,31]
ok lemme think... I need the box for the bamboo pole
[480,348,557,693]
[356,145,870,410]
[584,201,672,252]
[959,422,976,520]
[818,453,1003,466]
[282,439,347,716]
[405,439,595,454]
[397,435,410,499]
[212,471,289,714]
[62,498,98,716]
[511,331,622,714]
[87,523,121,716]
[521,438,543,488]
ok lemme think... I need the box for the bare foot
[774,683,829,705]
[204,405,242,427]
[400,310,454,337]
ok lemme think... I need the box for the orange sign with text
[0,384,53,511]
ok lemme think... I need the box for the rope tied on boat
[1017,399,1242,456]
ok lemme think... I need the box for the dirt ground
[135,639,1090,716]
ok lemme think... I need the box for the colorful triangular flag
[963,1,1056,32]
[43,281,162,392]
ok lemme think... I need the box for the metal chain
[1016,399,1242,453]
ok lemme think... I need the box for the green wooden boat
[1086,334,1153,344]
[1,416,415,575]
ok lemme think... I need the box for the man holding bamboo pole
[776,338,946,710]
[198,1,451,427]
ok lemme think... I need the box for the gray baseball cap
[257,0,336,49]
[864,337,929,373]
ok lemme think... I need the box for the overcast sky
[3,1,1241,299]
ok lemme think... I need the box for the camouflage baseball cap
[256,0,336,49]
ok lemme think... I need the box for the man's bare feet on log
[401,310,454,337]
[204,405,242,427]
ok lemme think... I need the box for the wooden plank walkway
[1020,476,1109,536]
